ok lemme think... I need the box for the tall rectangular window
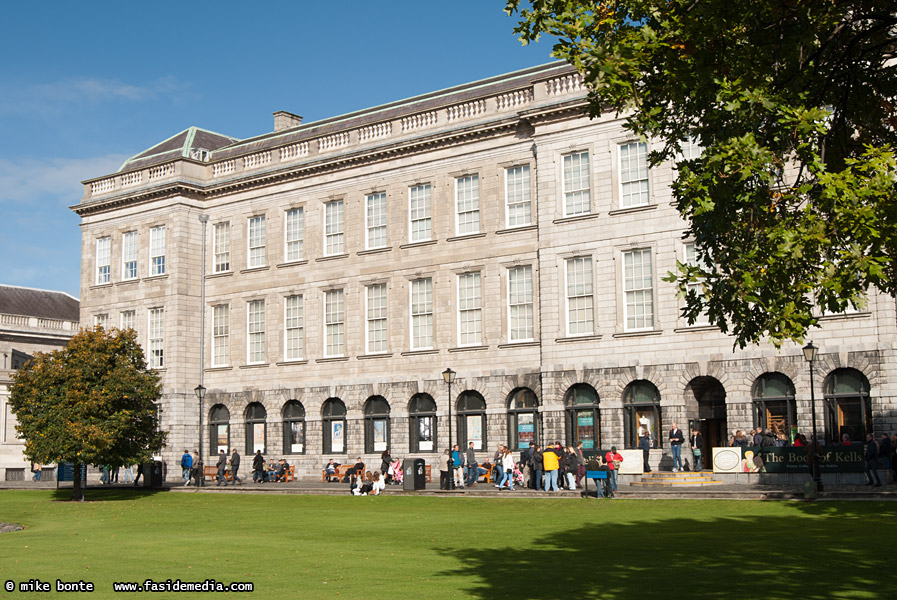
[120,310,135,331]
[365,192,387,249]
[284,208,304,262]
[458,272,482,346]
[409,184,432,242]
[148,308,164,368]
[566,257,594,336]
[508,265,534,342]
[683,243,710,325]
[324,289,345,357]
[624,248,654,330]
[212,305,229,367]
[324,200,345,255]
[506,165,532,227]
[563,151,590,216]
[121,231,137,280]
[620,142,650,208]
[213,222,230,273]
[284,295,304,361]
[149,226,166,276]
[247,300,266,364]
[366,284,387,354]
[248,216,266,268]
[455,175,480,235]
[96,237,111,284]
[94,313,108,328]
[411,278,433,349]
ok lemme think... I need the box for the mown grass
[0,489,894,599]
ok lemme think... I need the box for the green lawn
[0,489,894,599]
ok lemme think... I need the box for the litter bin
[144,461,164,488]
[403,458,426,491]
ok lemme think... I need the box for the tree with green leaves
[9,327,165,500]
[507,1,897,347]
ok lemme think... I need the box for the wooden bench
[270,465,295,483]
[203,465,232,482]
[477,466,494,484]
[322,463,364,483]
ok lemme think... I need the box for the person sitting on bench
[323,459,339,482]
[343,457,364,483]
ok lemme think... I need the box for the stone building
[73,62,896,480]
[0,284,80,480]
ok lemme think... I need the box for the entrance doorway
[687,377,727,470]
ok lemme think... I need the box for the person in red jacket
[604,446,623,498]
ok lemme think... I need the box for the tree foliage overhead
[9,327,166,486]
[507,0,897,346]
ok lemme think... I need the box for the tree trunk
[72,462,84,502]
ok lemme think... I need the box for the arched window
[364,396,391,453]
[209,404,230,455]
[244,402,267,454]
[564,384,600,453]
[409,394,437,453]
[823,369,871,445]
[322,398,347,454]
[507,388,539,451]
[457,391,486,450]
[623,381,661,449]
[282,400,306,454]
[752,373,796,442]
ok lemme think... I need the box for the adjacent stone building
[0,284,79,480]
[73,62,896,480]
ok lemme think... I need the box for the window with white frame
[677,136,702,164]
[122,231,138,280]
[248,216,266,268]
[563,151,590,216]
[284,208,304,262]
[148,308,164,368]
[619,142,650,208]
[506,165,532,227]
[455,175,480,235]
[409,184,432,242]
[284,295,304,361]
[508,265,534,342]
[623,248,654,330]
[324,200,345,255]
[365,192,387,249]
[212,305,229,366]
[366,284,387,354]
[149,226,166,276]
[683,242,710,325]
[410,278,433,349]
[458,272,482,346]
[565,257,594,336]
[247,300,266,364]
[94,313,108,328]
[120,310,135,331]
[96,237,111,284]
[213,222,230,273]
[324,289,345,356]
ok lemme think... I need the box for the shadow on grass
[50,486,169,502]
[439,505,894,599]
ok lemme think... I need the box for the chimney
[274,111,303,132]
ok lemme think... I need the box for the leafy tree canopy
[9,327,165,496]
[507,0,897,346]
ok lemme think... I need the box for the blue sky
[0,1,554,299]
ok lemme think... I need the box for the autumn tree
[506,1,897,346]
[9,327,165,500]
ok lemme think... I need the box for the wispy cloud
[0,76,190,115]
[0,154,128,205]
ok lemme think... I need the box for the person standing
[230,449,242,485]
[533,444,544,490]
[215,449,228,486]
[669,422,685,472]
[380,449,392,483]
[865,433,882,487]
[180,449,193,486]
[574,441,585,488]
[252,450,265,483]
[438,449,451,490]
[465,442,478,487]
[605,446,623,497]
[32,462,42,482]
[190,449,200,486]
[452,444,465,489]
[639,432,652,472]
[691,429,704,472]
[542,443,560,492]
[879,433,891,471]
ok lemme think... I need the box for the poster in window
[373,419,387,452]
[253,422,265,453]
[517,412,535,447]
[331,421,344,453]
[290,422,304,453]
[418,416,433,451]
[636,410,655,440]
[216,424,228,454]
[466,415,483,450]
[577,412,595,449]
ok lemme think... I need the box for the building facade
[74,63,897,480]
[0,285,80,480]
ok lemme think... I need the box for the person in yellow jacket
[542,443,560,491]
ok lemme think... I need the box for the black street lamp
[802,341,823,493]
[442,368,456,490]
[194,384,206,487]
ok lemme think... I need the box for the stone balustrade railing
[358,122,392,142]
[318,132,350,152]
[280,142,309,160]
[212,160,236,177]
[120,171,143,187]
[243,151,271,169]
[0,313,79,331]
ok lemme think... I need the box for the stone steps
[631,471,725,487]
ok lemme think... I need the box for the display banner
[713,445,864,473]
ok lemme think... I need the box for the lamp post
[194,384,206,487]
[196,214,209,488]
[442,368,456,490]
[802,341,823,493]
